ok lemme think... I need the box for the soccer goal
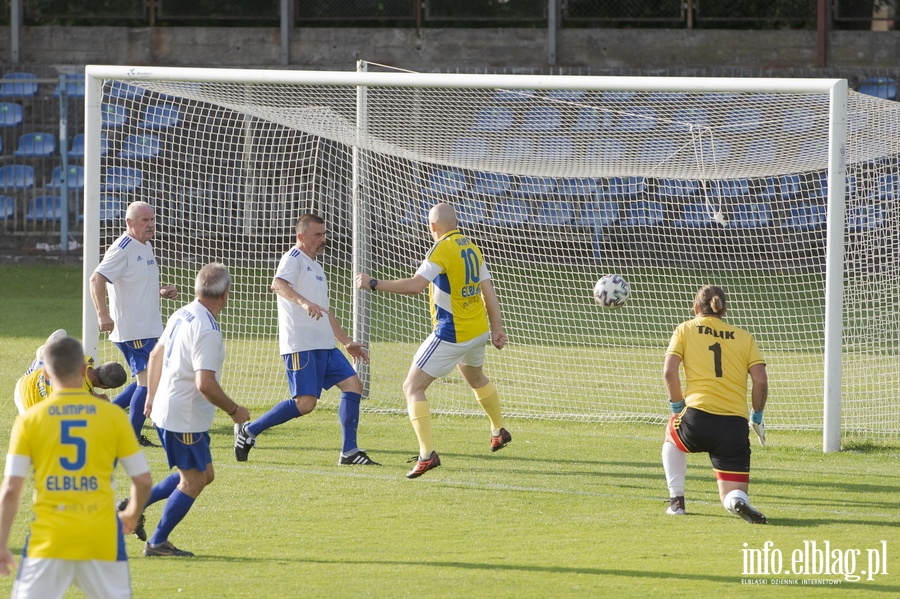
[80,64,900,451]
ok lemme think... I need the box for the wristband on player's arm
[668,399,685,414]
[750,409,763,425]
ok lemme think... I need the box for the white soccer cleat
[666,496,686,515]
[750,421,766,446]
[36,329,68,359]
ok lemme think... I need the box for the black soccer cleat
[117,497,147,541]
[733,498,768,524]
[143,541,195,557]
[234,422,255,462]
[138,434,159,448]
[490,428,512,452]
[338,451,381,465]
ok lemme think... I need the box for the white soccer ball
[593,275,630,309]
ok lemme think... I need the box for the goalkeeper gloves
[669,399,685,414]
[750,410,766,446]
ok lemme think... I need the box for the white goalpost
[81,64,900,452]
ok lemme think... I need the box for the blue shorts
[114,338,158,376]
[156,428,211,472]
[283,348,357,399]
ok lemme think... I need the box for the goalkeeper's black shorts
[669,407,751,474]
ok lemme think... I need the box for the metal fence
[2,0,895,29]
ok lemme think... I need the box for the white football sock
[723,489,750,515]
[662,441,687,497]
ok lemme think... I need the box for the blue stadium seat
[781,202,826,231]
[102,104,128,128]
[555,178,598,198]
[102,167,143,192]
[658,179,699,200]
[675,202,715,227]
[571,107,611,132]
[79,196,125,224]
[579,200,619,227]
[423,169,466,199]
[617,107,657,133]
[53,74,85,98]
[449,137,489,161]
[68,133,109,160]
[730,203,772,228]
[25,196,64,223]
[779,174,802,200]
[108,80,146,100]
[471,171,511,197]
[487,199,532,226]
[400,198,429,226]
[877,173,900,200]
[745,139,776,166]
[598,176,646,200]
[847,204,884,232]
[601,91,638,103]
[711,179,750,200]
[858,77,897,101]
[624,200,664,226]
[697,138,731,166]
[140,104,181,130]
[0,165,35,190]
[0,72,39,98]
[0,195,14,221]
[546,90,586,102]
[522,107,561,133]
[639,139,676,164]
[456,198,488,226]
[535,137,574,162]
[782,107,817,133]
[533,200,576,225]
[498,138,534,161]
[511,176,553,199]
[0,102,24,128]
[14,132,56,158]
[119,134,161,160]
[47,165,85,191]
[724,107,762,133]
[586,138,626,162]
[471,107,514,132]
[493,89,535,102]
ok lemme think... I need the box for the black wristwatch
[369,278,379,290]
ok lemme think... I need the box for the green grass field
[0,265,897,598]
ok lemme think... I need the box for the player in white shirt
[233,213,378,466]
[141,263,250,557]
[90,201,178,447]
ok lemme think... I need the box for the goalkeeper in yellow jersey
[356,202,510,478]
[662,285,769,523]
[14,329,128,415]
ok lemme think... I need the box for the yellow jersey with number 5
[665,315,765,418]
[7,388,141,561]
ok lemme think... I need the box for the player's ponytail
[694,285,727,317]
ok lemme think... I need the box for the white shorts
[413,331,490,378]
[13,557,132,599]
[13,377,26,415]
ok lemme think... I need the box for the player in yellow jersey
[356,202,510,478]
[14,352,127,415]
[0,336,152,598]
[662,285,769,523]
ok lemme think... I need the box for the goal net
[81,65,900,449]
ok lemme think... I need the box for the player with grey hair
[141,262,249,557]
[90,201,178,447]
